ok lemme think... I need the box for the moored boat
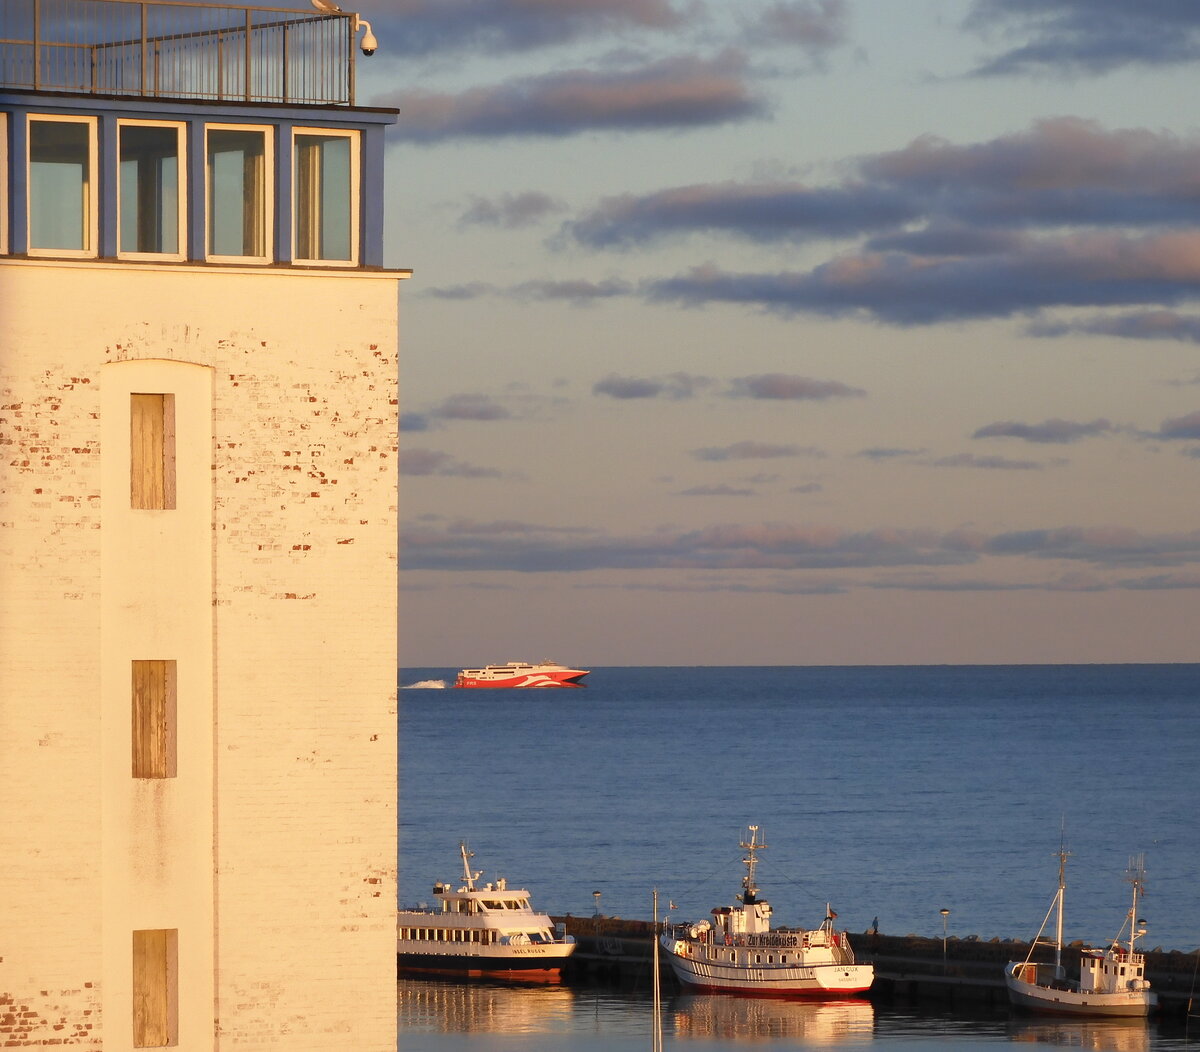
[660,826,873,998]
[397,843,576,981]
[454,661,589,688]
[1004,847,1157,1018]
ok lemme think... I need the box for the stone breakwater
[555,916,1200,1017]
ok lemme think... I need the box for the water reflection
[1008,1018,1151,1052]
[671,994,874,1043]
[398,978,1189,1051]
[399,977,580,1036]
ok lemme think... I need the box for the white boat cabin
[1079,947,1150,995]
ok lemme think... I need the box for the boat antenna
[739,825,767,904]
[459,841,481,891]
[1122,853,1148,954]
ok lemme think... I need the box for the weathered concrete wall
[0,259,400,1050]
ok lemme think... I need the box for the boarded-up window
[132,660,176,778]
[130,393,176,509]
[133,928,177,1047]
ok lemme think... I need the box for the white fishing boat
[1005,847,1157,1017]
[660,826,873,997]
[397,843,576,981]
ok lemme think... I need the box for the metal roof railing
[0,0,359,105]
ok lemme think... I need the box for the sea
[397,665,1200,1051]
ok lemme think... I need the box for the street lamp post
[939,908,950,969]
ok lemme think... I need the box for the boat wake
[404,679,447,689]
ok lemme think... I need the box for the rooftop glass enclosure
[0,0,361,105]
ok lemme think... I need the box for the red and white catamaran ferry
[454,661,589,688]
[660,826,873,998]
[397,843,576,981]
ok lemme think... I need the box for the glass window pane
[208,128,267,258]
[29,120,91,251]
[294,133,352,261]
[119,125,180,255]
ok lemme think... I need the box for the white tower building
[0,2,406,1047]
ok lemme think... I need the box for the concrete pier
[555,917,1199,1020]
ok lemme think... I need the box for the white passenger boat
[1005,848,1157,1017]
[660,826,873,997]
[397,844,576,981]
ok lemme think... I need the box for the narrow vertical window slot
[130,393,177,510]
[132,659,177,779]
[132,928,178,1047]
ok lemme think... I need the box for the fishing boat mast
[1053,840,1069,977]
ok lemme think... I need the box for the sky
[352,0,1200,667]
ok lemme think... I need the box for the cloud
[593,372,711,399]
[399,447,503,478]
[399,412,431,432]
[459,192,563,229]
[972,418,1114,444]
[566,180,918,248]
[644,229,1200,325]
[927,453,1044,470]
[427,117,1200,329]
[578,578,848,595]
[985,525,1200,567]
[1028,310,1200,343]
[727,373,866,400]
[738,0,849,54]
[691,441,821,461]
[566,119,1200,251]
[429,393,511,421]
[1158,410,1200,440]
[1118,571,1200,590]
[860,118,1200,230]
[367,0,685,58]
[515,278,635,303]
[679,484,756,496]
[400,516,1200,574]
[424,282,498,301]
[964,0,1200,76]
[791,482,823,493]
[401,520,977,572]
[377,52,767,143]
[856,447,922,459]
